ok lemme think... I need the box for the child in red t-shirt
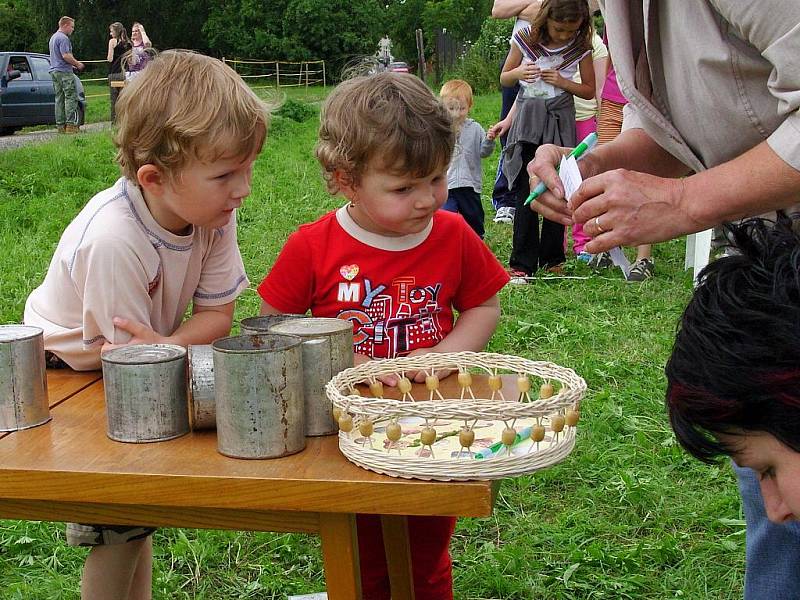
[258,72,509,600]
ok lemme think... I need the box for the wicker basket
[325,351,586,481]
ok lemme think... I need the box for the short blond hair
[114,50,270,183]
[439,79,473,108]
[58,16,74,27]
[316,72,454,194]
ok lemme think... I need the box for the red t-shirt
[258,208,509,359]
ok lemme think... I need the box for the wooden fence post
[415,29,426,83]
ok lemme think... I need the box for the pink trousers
[569,117,597,254]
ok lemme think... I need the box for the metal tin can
[187,345,215,430]
[268,318,353,437]
[101,344,189,443]
[0,325,50,432]
[212,334,305,459]
[239,314,305,336]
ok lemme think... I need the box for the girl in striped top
[492,0,594,279]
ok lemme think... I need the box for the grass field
[0,89,745,599]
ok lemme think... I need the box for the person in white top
[24,50,270,600]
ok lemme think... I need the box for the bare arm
[593,57,608,111]
[106,301,235,350]
[500,45,538,87]
[492,0,540,19]
[107,38,116,62]
[542,54,595,100]
[573,140,800,251]
[553,135,800,253]
[260,301,281,315]
[404,295,501,383]
[61,52,84,71]
[423,295,501,354]
[169,302,235,345]
[487,102,516,140]
[525,128,690,225]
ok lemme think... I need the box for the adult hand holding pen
[524,143,599,225]
[526,129,697,253]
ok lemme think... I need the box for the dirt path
[0,122,111,151]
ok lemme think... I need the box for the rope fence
[76,57,326,99]
[78,59,111,99]
[223,58,326,90]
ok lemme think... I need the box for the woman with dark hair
[666,217,800,524]
[107,22,130,122]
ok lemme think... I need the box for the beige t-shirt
[24,177,249,370]
[573,33,608,121]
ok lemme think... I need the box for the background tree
[281,0,384,72]
[422,0,490,46]
[0,0,40,52]
[203,0,289,59]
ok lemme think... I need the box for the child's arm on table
[106,301,235,351]
[405,294,501,383]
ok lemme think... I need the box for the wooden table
[0,371,500,599]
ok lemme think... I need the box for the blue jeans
[734,462,800,599]
[491,78,520,211]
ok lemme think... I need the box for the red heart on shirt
[340,264,359,281]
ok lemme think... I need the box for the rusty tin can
[239,314,305,336]
[0,325,50,432]
[187,344,215,430]
[212,334,305,459]
[268,317,353,437]
[101,344,189,443]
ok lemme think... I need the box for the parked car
[388,61,410,73]
[0,52,86,135]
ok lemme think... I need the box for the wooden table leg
[320,513,362,600]
[381,514,415,600]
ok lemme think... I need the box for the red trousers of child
[356,514,457,600]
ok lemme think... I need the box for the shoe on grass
[508,268,529,285]
[545,263,565,274]
[493,206,515,224]
[626,257,655,282]
[588,251,613,269]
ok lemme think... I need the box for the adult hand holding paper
[559,154,631,278]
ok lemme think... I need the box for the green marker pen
[524,131,598,206]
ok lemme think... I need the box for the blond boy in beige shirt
[24,50,270,600]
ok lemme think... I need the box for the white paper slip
[558,154,630,278]
[608,246,631,278]
[558,154,582,201]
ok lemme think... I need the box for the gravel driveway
[0,121,111,151]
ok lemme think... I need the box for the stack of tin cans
[7,315,354,461]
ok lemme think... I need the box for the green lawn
[0,91,744,599]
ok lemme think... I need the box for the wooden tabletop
[0,370,502,600]
[0,371,499,520]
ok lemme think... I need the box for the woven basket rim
[324,351,587,481]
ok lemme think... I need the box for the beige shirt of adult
[24,177,249,370]
[602,0,800,175]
